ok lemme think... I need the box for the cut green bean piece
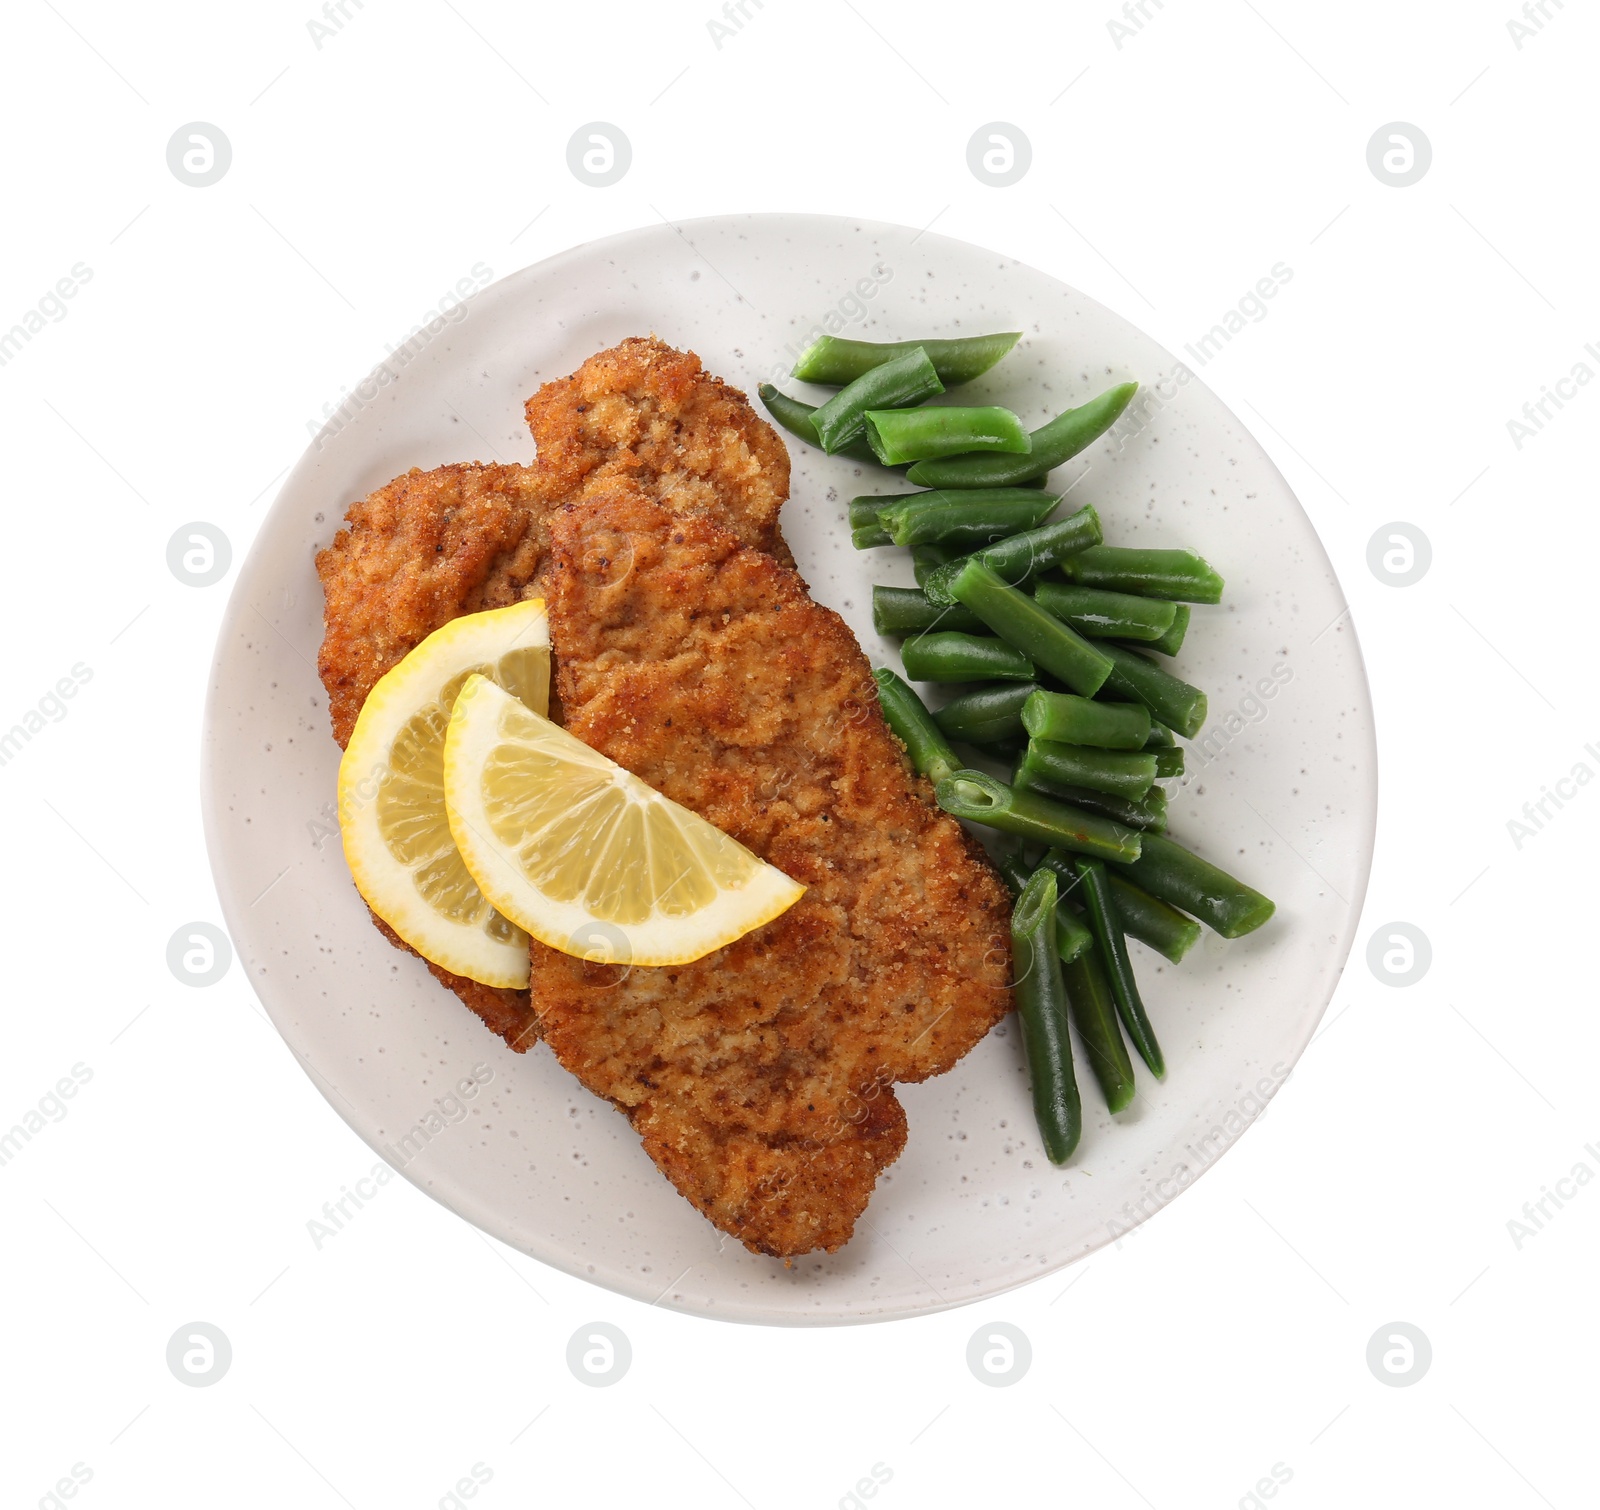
[1033,845,1082,904]
[855,490,924,513]
[934,770,1142,864]
[1061,936,1137,1114]
[865,405,1031,464]
[995,846,1038,896]
[922,506,1103,607]
[1017,754,1166,828]
[997,849,1093,965]
[1143,722,1175,748]
[1022,739,1158,803]
[794,331,1021,386]
[873,668,960,788]
[1110,831,1275,938]
[905,381,1140,488]
[851,493,959,552]
[872,585,985,637]
[1106,872,1202,964]
[1060,546,1224,604]
[878,489,1059,549]
[811,347,944,455]
[1016,766,1168,833]
[1022,689,1149,750]
[901,632,1035,684]
[911,543,957,586]
[757,384,878,463]
[1073,856,1164,1079]
[949,560,1113,697]
[1009,870,1084,1163]
[1151,745,1185,779]
[933,682,1038,746]
[1141,604,1191,657]
[1099,642,1208,740]
[848,496,892,548]
[1032,580,1177,643]
[964,734,1026,758]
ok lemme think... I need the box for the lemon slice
[338,600,550,989]
[442,675,804,966]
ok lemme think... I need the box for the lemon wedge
[337,600,550,989]
[442,675,804,966]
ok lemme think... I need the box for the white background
[2,1,1596,1506]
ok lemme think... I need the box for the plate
[202,214,1376,1325]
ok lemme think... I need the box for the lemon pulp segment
[443,676,804,967]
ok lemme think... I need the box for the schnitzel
[317,337,791,748]
[316,461,548,1047]
[316,462,546,753]
[318,334,1014,1253]
[524,335,793,568]
[526,483,1014,1257]
[315,338,792,1044]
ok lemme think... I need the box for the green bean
[1060,546,1224,604]
[857,492,940,550]
[878,490,1059,548]
[1009,870,1083,1163]
[901,632,1035,684]
[865,405,1031,464]
[934,771,1141,864]
[1033,580,1176,643]
[848,497,884,530]
[1110,831,1275,938]
[996,849,1093,964]
[871,586,984,637]
[1028,843,1080,902]
[854,490,922,514]
[1061,935,1137,1114]
[921,506,1103,606]
[872,668,960,787]
[996,846,1041,896]
[911,543,957,586]
[1141,604,1191,657]
[905,381,1140,488]
[965,734,1026,758]
[932,682,1038,746]
[848,496,892,548]
[1021,689,1149,750]
[757,384,878,463]
[1072,857,1164,1080]
[1144,722,1175,748]
[811,348,944,454]
[1107,872,1202,964]
[1098,642,1208,740]
[1016,767,1168,833]
[793,331,1021,386]
[948,560,1113,697]
[1022,739,1157,803]
[1151,746,1185,779]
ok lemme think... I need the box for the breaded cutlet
[526,483,1014,1256]
[315,338,793,1044]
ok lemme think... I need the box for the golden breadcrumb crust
[527,485,1013,1256]
[314,338,793,1044]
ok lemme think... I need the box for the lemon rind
[337,601,549,989]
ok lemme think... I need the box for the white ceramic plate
[203,214,1375,1325]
